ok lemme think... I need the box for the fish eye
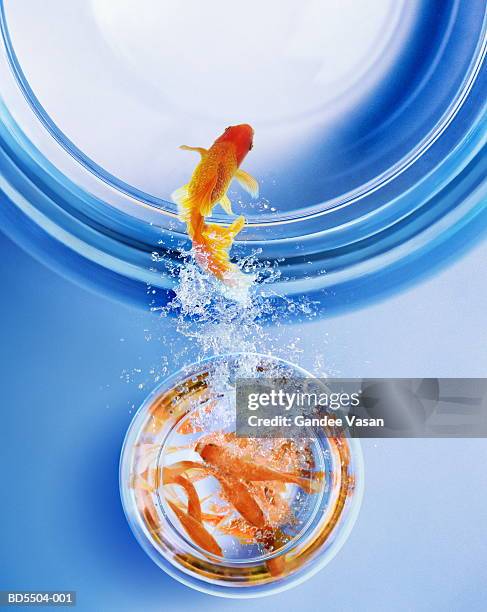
[249,141,253,150]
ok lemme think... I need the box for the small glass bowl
[120,354,364,598]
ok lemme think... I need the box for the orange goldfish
[213,472,266,528]
[196,442,320,493]
[166,499,222,557]
[171,124,259,285]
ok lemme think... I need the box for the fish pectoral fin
[235,169,259,198]
[179,145,208,157]
[217,194,234,215]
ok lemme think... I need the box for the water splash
[149,249,318,377]
[120,245,321,407]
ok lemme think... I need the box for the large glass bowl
[0,1,485,312]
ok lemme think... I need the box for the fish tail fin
[235,169,259,198]
[193,216,248,285]
[205,215,245,249]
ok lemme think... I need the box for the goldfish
[156,438,319,574]
[196,442,320,493]
[171,124,259,285]
[166,500,222,557]
[163,460,266,528]
[213,472,266,528]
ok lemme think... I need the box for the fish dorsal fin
[234,169,259,198]
[179,145,208,157]
[218,194,233,215]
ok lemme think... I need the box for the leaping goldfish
[171,124,259,285]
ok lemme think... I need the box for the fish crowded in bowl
[120,354,363,598]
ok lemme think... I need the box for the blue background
[1,229,486,611]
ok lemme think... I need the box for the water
[120,353,362,597]
[157,395,326,563]
[148,248,318,370]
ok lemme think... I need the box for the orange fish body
[214,472,266,528]
[197,442,319,493]
[164,456,266,528]
[171,124,259,284]
[166,499,222,557]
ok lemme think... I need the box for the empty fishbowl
[120,354,363,597]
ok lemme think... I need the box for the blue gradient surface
[1,230,486,611]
